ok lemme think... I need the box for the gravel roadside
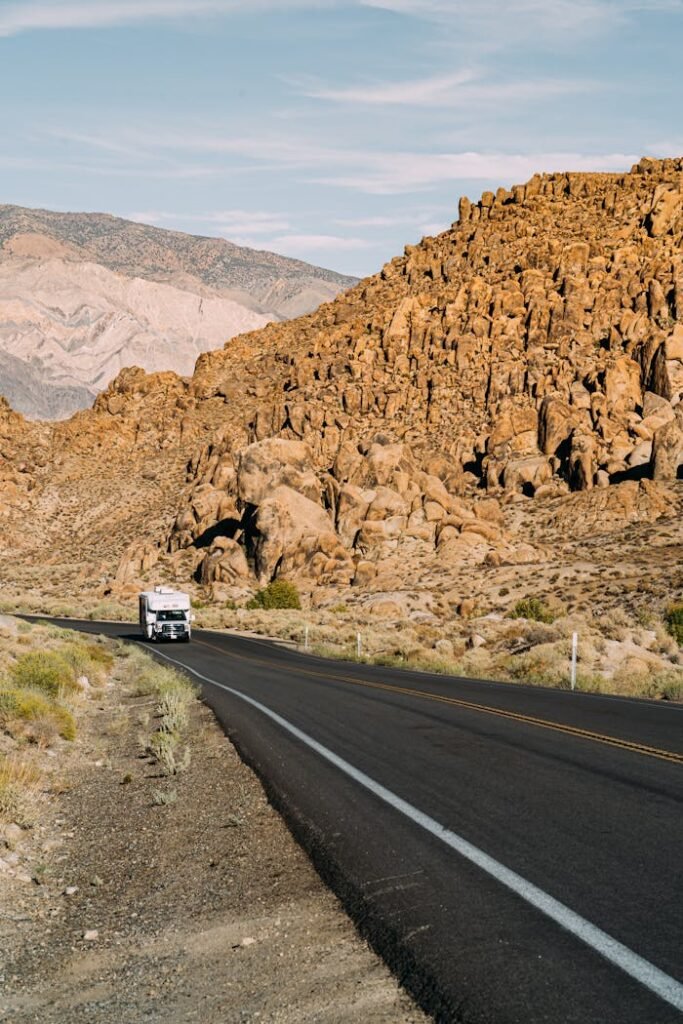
[0,640,428,1023]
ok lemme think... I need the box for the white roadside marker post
[571,632,578,691]
[304,625,309,652]
[356,632,362,660]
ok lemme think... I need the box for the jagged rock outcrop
[0,158,682,604]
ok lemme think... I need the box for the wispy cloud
[362,0,682,35]
[1,0,679,38]
[124,212,374,253]
[333,214,415,227]
[0,152,218,179]
[311,149,639,194]
[243,233,376,255]
[128,209,292,235]
[301,69,475,106]
[298,69,597,107]
[48,123,639,195]
[0,0,331,37]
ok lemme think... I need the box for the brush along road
[28,618,683,1024]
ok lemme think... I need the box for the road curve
[31,618,683,1024]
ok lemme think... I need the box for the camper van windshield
[157,610,187,622]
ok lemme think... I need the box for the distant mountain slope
[0,347,92,421]
[0,205,357,316]
[0,205,358,418]
[0,256,273,419]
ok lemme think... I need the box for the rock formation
[0,158,682,612]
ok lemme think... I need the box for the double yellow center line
[196,638,683,766]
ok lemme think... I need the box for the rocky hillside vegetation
[0,158,682,695]
[0,206,357,419]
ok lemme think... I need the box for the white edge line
[147,646,683,1011]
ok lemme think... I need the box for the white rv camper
[139,587,193,643]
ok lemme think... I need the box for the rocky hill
[0,158,681,625]
[0,206,357,419]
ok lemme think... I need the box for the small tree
[247,579,301,610]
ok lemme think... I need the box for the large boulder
[647,184,682,237]
[652,407,683,480]
[115,540,159,584]
[502,456,552,496]
[650,326,683,403]
[237,438,321,506]
[253,485,353,583]
[199,538,250,585]
[336,484,375,547]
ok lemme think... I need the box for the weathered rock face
[172,429,526,597]
[0,158,682,602]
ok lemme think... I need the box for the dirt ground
[0,652,428,1024]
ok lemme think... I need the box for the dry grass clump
[127,653,197,704]
[124,649,196,780]
[0,593,136,623]
[0,755,42,825]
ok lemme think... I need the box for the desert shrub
[611,664,683,701]
[596,606,632,641]
[501,642,571,687]
[247,579,301,611]
[10,651,77,697]
[152,787,178,806]
[0,687,76,742]
[146,731,191,776]
[654,670,683,701]
[126,649,196,774]
[508,597,555,624]
[58,640,113,684]
[664,605,683,646]
[157,690,190,734]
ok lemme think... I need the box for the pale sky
[0,0,681,276]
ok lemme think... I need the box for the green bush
[247,579,301,611]
[664,604,683,646]
[508,597,555,624]
[10,651,76,697]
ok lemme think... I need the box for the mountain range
[0,205,357,419]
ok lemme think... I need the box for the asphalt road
[34,618,683,1023]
